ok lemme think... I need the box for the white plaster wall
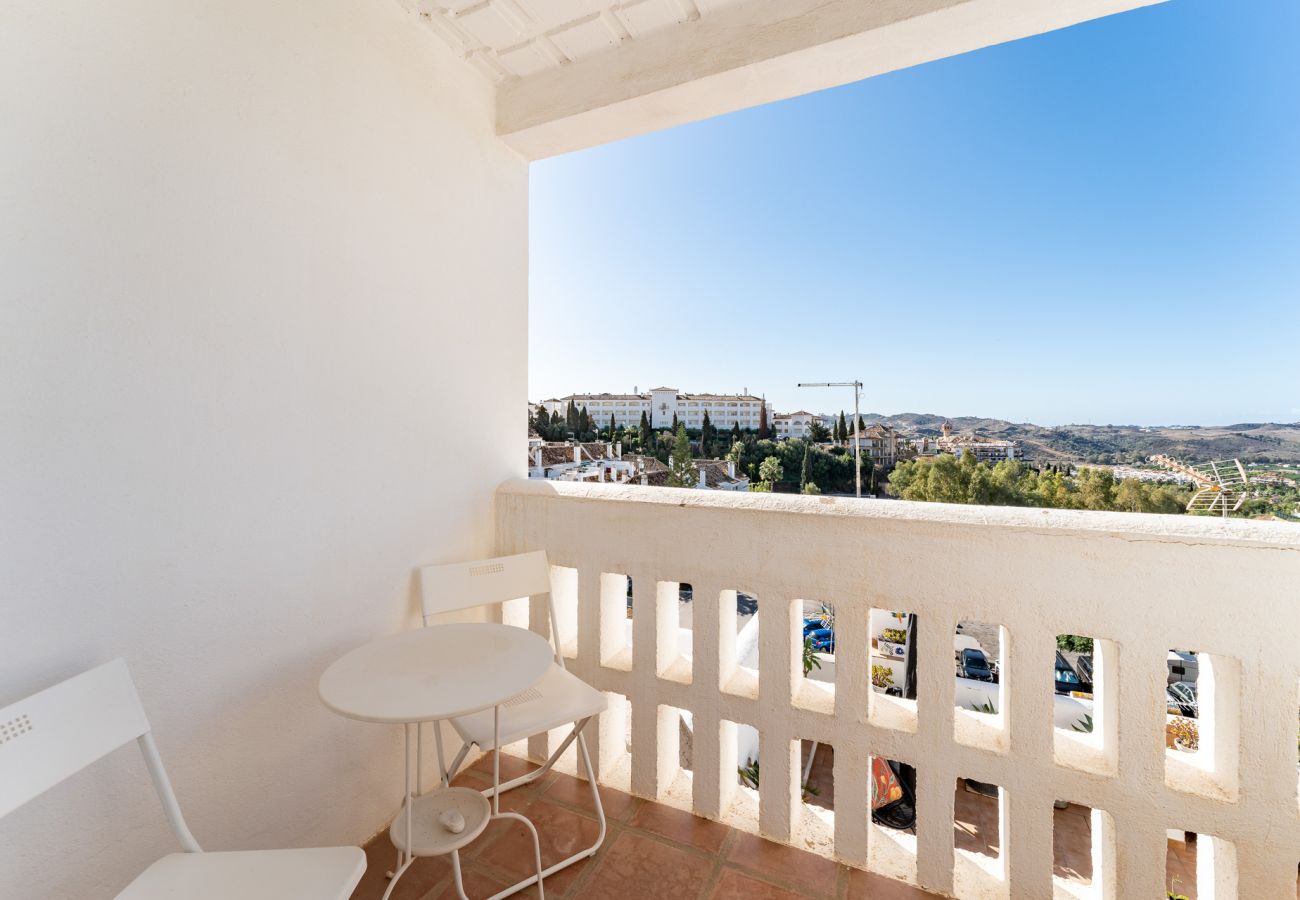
[0,2,526,897]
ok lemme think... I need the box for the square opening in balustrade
[954,777,1001,862]
[954,620,1002,715]
[798,738,834,820]
[869,609,918,731]
[597,572,634,671]
[549,565,579,660]
[640,703,691,803]
[1166,830,1237,900]
[954,621,1005,751]
[721,588,760,696]
[868,755,918,884]
[1163,648,1238,802]
[1053,633,1115,775]
[720,717,758,825]
[662,581,694,683]
[1164,648,1200,757]
[795,599,837,712]
[953,777,1005,894]
[1052,802,1114,899]
[584,689,631,794]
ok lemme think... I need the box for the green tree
[578,405,591,436]
[731,421,742,445]
[967,466,995,505]
[655,430,674,464]
[808,418,831,442]
[700,410,714,458]
[672,412,679,432]
[639,411,652,449]
[1077,468,1117,511]
[838,411,848,444]
[757,456,783,491]
[667,425,698,488]
[800,443,812,491]
[758,401,769,439]
[802,481,821,495]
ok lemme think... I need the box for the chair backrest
[0,659,200,851]
[419,550,552,620]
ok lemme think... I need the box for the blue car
[806,627,835,653]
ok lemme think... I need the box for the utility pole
[797,381,864,498]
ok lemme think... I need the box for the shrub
[1168,716,1199,751]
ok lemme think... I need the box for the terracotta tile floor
[349,755,1300,898]
[349,754,938,899]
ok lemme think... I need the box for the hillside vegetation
[866,414,1300,465]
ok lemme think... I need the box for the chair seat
[451,663,606,751]
[116,846,365,900]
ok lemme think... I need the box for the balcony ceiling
[400,0,1169,158]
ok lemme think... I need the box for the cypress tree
[731,421,741,444]
[578,405,590,435]
[672,412,679,432]
[758,399,769,439]
[701,410,713,457]
[800,442,812,491]
[838,411,848,444]
[609,413,616,438]
[667,425,698,488]
[639,411,652,449]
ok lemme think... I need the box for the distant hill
[860,414,1300,465]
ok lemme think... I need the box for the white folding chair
[417,551,607,880]
[0,659,365,900]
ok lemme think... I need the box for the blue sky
[529,0,1299,426]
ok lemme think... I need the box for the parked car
[806,628,835,653]
[1166,681,1198,718]
[737,592,758,616]
[1076,654,1094,683]
[957,648,993,681]
[1054,651,1092,695]
[1167,651,1198,686]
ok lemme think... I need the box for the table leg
[386,723,416,887]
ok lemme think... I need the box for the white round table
[319,623,554,900]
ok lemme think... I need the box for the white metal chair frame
[0,658,364,899]
[415,551,607,899]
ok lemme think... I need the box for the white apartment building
[541,387,764,431]
[935,421,1020,462]
[858,423,903,468]
[772,410,817,439]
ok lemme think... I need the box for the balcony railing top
[499,477,1300,549]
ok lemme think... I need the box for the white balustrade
[495,478,1300,899]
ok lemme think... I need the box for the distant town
[529,386,1300,521]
